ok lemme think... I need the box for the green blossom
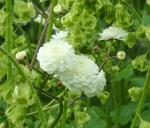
[14,0,35,24]
[6,105,27,127]
[132,54,149,72]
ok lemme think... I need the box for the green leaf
[110,103,136,125]
[115,63,134,81]
[85,107,107,128]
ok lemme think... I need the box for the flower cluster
[37,31,106,97]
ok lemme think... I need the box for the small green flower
[128,87,143,102]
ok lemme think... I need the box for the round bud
[53,5,63,14]
[92,45,100,54]
[0,123,6,128]
[139,118,150,128]
[97,91,110,104]
[117,51,126,60]
[16,51,27,61]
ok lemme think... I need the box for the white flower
[16,51,26,60]
[59,55,106,97]
[37,40,76,74]
[99,26,128,41]
[52,31,68,40]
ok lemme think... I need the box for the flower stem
[112,80,120,128]
[0,47,26,80]
[30,3,54,68]
[130,67,150,128]
[45,0,57,41]
[6,0,13,79]
[61,99,67,128]
[26,104,59,116]
[14,23,32,55]
[29,81,48,128]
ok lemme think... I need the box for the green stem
[122,1,142,24]
[30,2,55,67]
[29,81,48,128]
[0,47,26,80]
[14,23,32,55]
[112,80,120,128]
[26,104,59,116]
[45,0,57,41]
[61,99,67,128]
[34,86,64,128]
[6,0,13,79]
[50,99,63,128]
[130,67,150,128]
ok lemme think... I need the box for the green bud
[0,123,6,128]
[128,87,142,102]
[147,0,150,5]
[97,91,110,104]
[138,115,150,128]
[53,4,63,14]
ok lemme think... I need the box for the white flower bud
[117,51,126,60]
[53,5,63,14]
[16,51,27,60]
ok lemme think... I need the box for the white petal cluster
[99,26,128,41]
[52,31,68,40]
[37,31,106,97]
[37,39,76,74]
[59,55,106,97]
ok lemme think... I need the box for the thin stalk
[29,81,48,128]
[14,23,32,55]
[0,47,26,80]
[45,0,57,41]
[130,67,150,128]
[6,0,13,79]
[26,103,59,116]
[34,86,63,128]
[122,1,142,24]
[112,80,120,128]
[30,2,55,68]
[61,100,67,128]
[50,100,63,128]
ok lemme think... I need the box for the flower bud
[117,51,126,60]
[53,5,63,14]
[139,116,150,128]
[97,91,110,104]
[92,45,100,54]
[128,87,142,102]
[15,51,26,61]
[0,123,6,128]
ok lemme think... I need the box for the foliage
[0,0,150,128]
